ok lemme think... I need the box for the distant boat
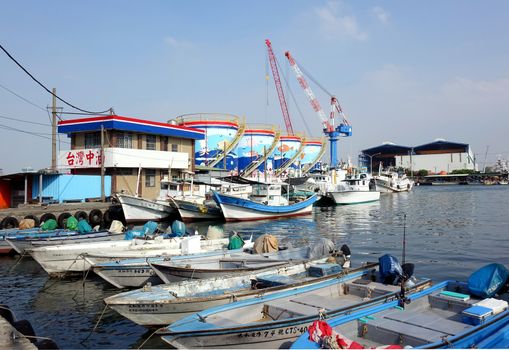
[116,193,175,223]
[374,171,414,193]
[327,173,380,205]
[170,197,222,222]
[212,183,317,222]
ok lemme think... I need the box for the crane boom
[285,51,332,132]
[265,39,294,135]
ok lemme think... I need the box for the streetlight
[365,153,381,174]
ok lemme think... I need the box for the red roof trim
[57,115,204,133]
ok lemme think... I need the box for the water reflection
[0,186,508,349]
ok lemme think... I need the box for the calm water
[1,186,508,349]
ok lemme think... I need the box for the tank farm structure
[176,113,326,176]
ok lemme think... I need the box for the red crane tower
[265,39,294,135]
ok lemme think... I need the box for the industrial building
[361,139,476,174]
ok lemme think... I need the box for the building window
[116,132,133,148]
[451,154,453,162]
[145,169,156,187]
[162,137,168,151]
[459,153,462,162]
[85,133,101,149]
[171,144,179,152]
[146,135,156,150]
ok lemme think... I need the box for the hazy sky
[1,1,508,174]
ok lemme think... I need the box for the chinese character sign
[60,148,103,169]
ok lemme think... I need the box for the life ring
[0,216,19,229]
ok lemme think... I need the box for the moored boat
[159,255,430,348]
[292,264,509,349]
[27,235,229,276]
[327,173,380,205]
[149,245,324,283]
[116,193,176,223]
[213,183,317,222]
[374,171,414,193]
[5,230,123,254]
[105,243,352,326]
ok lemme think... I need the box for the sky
[1,0,508,174]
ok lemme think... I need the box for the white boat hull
[219,203,313,222]
[327,191,380,205]
[117,194,175,223]
[28,237,227,276]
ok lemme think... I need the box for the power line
[0,123,69,142]
[0,82,47,112]
[0,43,113,115]
[0,113,51,126]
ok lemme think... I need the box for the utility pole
[51,88,57,171]
[101,125,105,202]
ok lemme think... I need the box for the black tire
[88,209,103,227]
[57,212,72,229]
[23,215,40,227]
[39,213,56,225]
[102,209,112,228]
[12,319,36,343]
[0,216,19,229]
[0,304,15,324]
[35,339,59,349]
[74,211,88,222]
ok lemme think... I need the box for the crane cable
[0,43,113,115]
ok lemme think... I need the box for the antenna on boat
[402,213,407,265]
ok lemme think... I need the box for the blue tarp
[468,263,509,298]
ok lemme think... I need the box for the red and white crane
[284,50,352,168]
[265,39,294,135]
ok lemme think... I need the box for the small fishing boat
[5,230,123,255]
[213,183,318,222]
[292,263,509,349]
[159,255,430,349]
[105,244,352,326]
[84,234,254,288]
[170,197,222,222]
[28,235,229,276]
[116,193,176,223]
[374,171,414,193]
[327,173,380,205]
[0,227,44,254]
[149,246,317,283]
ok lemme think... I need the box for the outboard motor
[378,254,403,285]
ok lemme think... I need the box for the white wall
[58,147,189,170]
[396,152,476,173]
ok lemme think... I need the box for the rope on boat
[22,334,54,341]
[8,250,30,272]
[80,303,109,345]
[136,328,160,350]
[40,254,86,292]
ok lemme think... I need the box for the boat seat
[289,294,360,311]
[262,299,322,320]
[345,281,401,298]
[428,293,477,313]
[359,308,472,347]
[382,309,471,335]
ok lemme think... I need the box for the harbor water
[1,185,508,349]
